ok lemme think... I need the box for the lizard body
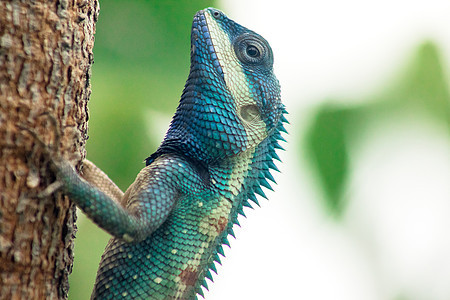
[52,7,287,299]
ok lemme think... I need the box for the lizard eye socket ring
[234,34,270,66]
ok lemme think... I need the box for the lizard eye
[234,33,271,66]
[246,45,260,58]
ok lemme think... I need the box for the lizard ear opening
[240,104,260,123]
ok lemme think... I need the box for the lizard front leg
[52,156,181,243]
[81,159,125,206]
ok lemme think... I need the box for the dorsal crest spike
[238,207,247,217]
[280,115,289,124]
[280,135,288,142]
[210,263,218,274]
[268,160,280,172]
[201,278,209,291]
[197,289,204,299]
[214,254,222,265]
[205,270,214,282]
[260,178,273,191]
[228,227,236,238]
[271,151,282,162]
[264,170,276,183]
[254,185,268,199]
[278,124,288,134]
[248,193,260,206]
[273,141,285,151]
[222,236,230,247]
[243,200,253,209]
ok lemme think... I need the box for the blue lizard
[50,7,287,299]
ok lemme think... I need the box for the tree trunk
[0,1,99,299]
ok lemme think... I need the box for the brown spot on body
[214,216,228,233]
[179,266,200,287]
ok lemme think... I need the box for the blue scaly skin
[50,7,287,299]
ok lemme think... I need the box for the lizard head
[155,8,286,165]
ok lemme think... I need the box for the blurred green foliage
[69,1,217,299]
[304,105,351,214]
[304,42,450,217]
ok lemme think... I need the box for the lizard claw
[38,180,64,198]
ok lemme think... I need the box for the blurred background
[68,0,450,299]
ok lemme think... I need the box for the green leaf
[304,105,350,216]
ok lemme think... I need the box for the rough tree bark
[0,1,99,299]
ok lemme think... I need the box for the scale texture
[56,7,287,299]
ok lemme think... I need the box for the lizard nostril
[211,10,221,19]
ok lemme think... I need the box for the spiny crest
[241,107,288,212]
[196,109,288,298]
